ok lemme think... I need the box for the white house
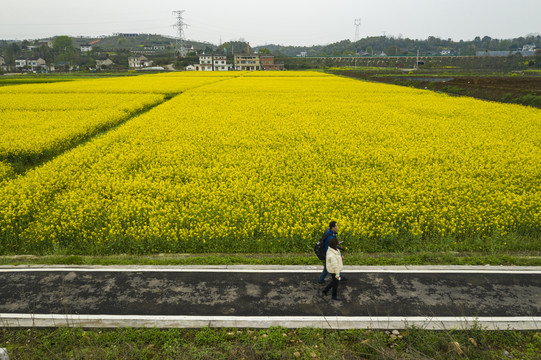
[28,58,46,69]
[15,58,47,70]
[441,49,452,55]
[522,44,536,52]
[15,58,27,68]
[80,44,93,53]
[128,55,154,68]
[199,55,213,66]
[213,55,232,71]
[189,55,232,71]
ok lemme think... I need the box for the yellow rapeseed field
[0,74,236,178]
[0,72,539,254]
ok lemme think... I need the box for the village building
[234,54,260,71]
[96,58,114,70]
[186,55,232,71]
[213,55,232,71]
[15,57,47,70]
[38,39,54,48]
[128,55,154,68]
[80,44,93,53]
[260,55,284,70]
[198,55,214,71]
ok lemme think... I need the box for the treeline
[2,33,540,73]
[0,35,215,72]
[254,35,541,57]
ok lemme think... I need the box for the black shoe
[322,290,328,296]
[318,280,325,284]
[331,296,342,301]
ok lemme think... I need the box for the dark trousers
[323,273,339,297]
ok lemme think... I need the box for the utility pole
[354,18,361,42]
[173,10,187,57]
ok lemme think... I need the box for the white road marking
[0,265,540,274]
[1,313,539,330]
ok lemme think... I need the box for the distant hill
[70,34,214,52]
[253,35,541,57]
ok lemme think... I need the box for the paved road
[1,265,540,329]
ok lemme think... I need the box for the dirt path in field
[1,265,540,329]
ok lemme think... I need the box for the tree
[258,48,271,55]
[222,41,248,55]
[386,45,400,56]
[3,43,19,67]
[38,44,54,63]
[111,49,131,69]
[53,36,74,54]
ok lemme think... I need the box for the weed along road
[1,265,540,330]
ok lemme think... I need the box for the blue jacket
[322,228,337,253]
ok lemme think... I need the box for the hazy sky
[1,0,539,46]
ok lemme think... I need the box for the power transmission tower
[173,10,188,57]
[354,18,361,42]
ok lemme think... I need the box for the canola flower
[0,96,164,163]
[0,74,235,172]
[0,161,14,182]
[0,72,237,95]
[0,72,539,255]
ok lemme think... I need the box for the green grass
[1,251,540,266]
[0,72,142,86]
[1,326,540,359]
[0,78,75,86]
[513,93,541,107]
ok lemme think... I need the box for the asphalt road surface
[1,265,540,329]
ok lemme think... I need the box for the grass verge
[1,326,540,359]
[1,251,540,266]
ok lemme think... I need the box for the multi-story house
[15,58,27,68]
[260,55,284,71]
[234,54,260,71]
[213,55,232,71]
[198,55,214,71]
[80,44,93,53]
[188,55,232,71]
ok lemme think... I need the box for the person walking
[318,221,338,284]
[322,237,344,301]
